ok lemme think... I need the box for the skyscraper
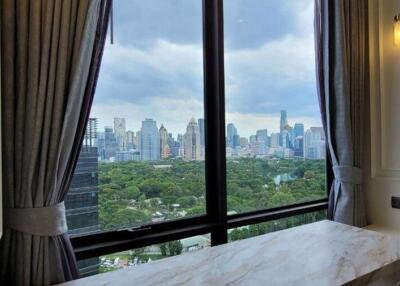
[184,118,202,161]
[294,123,305,138]
[126,130,136,150]
[227,123,238,148]
[104,126,118,160]
[114,118,126,151]
[198,118,205,147]
[256,129,268,144]
[65,118,100,276]
[159,124,171,159]
[280,110,288,133]
[304,127,326,159]
[140,119,161,161]
[270,133,280,148]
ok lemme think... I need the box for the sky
[90,0,322,138]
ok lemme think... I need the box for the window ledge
[60,220,398,286]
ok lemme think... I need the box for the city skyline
[95,109,325,162]
[89,0,321,139]
[95,112,323,145]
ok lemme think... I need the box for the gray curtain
[314,0,369,227]
[0,0,111,285]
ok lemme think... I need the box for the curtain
[314,0,369,227]
[0,0,111,285]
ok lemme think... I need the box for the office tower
[126,130,136,150]
[256,129,269,146]
[249,135,257,144]
[104,126,118,160]
[232,134,241,148]
[114,117,126,151]
[270,133,280,148]
[226,123,238,148]
[198,118,205,147]
[280,110,288,146]
[97,132,105,160]
[65,118,100,277]
[159,124,171,159]
[177,134,183,146]
[281,129,290,148]
[285,125,294,148]
[294,136,304,157]
[240,137,249,148]
[140,119,161,161]
[168,133,180,157]
[177,134,184,157]
[280,110,288,133]
[304,127,326,159]
[294,123,305,138]
[136,130,141,151]
[184,118,202,161]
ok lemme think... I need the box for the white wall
[366,0,400,228]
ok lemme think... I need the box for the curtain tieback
[333,165,363,185]
[4,202,68,236]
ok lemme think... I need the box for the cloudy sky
[90,0,322,138]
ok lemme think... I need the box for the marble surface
[60,221,400,286]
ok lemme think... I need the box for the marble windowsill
[59,220,400,286]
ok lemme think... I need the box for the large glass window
[224,0,326,214]
[68,0,328,276]
[66,0,206,236]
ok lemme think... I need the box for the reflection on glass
[98,235,211,274]
[228,211,326,242]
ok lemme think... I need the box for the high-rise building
[159,124,171,159]
[280,110,288,133]
[126,130,136,150]
[184,118,202,161]
[249,135,257,144]
[270,133,280,148]
[168,133,180,157]
[65,118,100,277]
[226,123,238,148]
[240,137,249,148]
[114,117,126,151]
[256,129,269,147]
[294,123,305,138]
[294,136,304,157]
[280,110,288,146]
[198,118,205,147]
[304,127,326,159]
[140,119,160,161]
[104,126,118,160]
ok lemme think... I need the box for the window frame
[70,0,330,261]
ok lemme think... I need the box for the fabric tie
[333,165,363,185]
[4,202,68,236]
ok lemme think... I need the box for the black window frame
[71,0,330,261]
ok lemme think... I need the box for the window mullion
[203,0,227,246]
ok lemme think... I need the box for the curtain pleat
[0,0,111,285]
[314,0,369,227]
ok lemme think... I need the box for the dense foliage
[98,158,326,230]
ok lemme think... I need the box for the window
[66,0,206,236]
[224,0,326,214]
[68,0,329,275]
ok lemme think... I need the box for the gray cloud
[92,0,321,137]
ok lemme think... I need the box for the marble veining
[60,221,400,286]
